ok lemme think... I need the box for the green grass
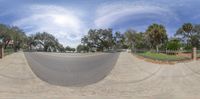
[198,54,200,58]
[137,51,189,61]
[198,50,200,58]
[4,48,14,56]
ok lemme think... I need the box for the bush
[166,39,181,50]
[76,45,89,53]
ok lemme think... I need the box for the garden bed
[135,51,191,64]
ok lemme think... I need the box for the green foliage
[28,32,64,52]
[76,44,89,53]
[175,23,200,48]
[138,51,189,61]
[0,24,27,50]
[184,44,193,50]
[182,23,193,33]
[81,28,114,51]
[4,47,14,56]
[119,30,148,50]
[113,31,126,49]
[124,29,137,49]
[145,23,168,50]
[65,46,75,52]
[166,38,181,50]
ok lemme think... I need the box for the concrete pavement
[0,51,200,98]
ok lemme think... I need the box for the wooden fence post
[0,44,3,59]
[192,47,197,61]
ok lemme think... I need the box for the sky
[0,0,200,47]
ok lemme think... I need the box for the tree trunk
[156,45,159,53]
[4,40,10,49]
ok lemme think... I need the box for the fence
[131,48,196,61]
[197,49,200,59]
[132,49,192,55]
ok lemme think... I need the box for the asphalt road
[24,52,119,86]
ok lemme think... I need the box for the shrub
[166,39,181,50]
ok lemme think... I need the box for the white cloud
[95,2,179,28]
[12,5,87,47]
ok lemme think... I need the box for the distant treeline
[0,23,200,53]
[78,23,200,52]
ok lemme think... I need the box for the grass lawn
[137,51,189,61]
[4,48,14,56]
[198,50,200,58]
[198,54,200,58]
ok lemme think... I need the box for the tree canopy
[0,24,27,51]
[81,28,114,51]
[145,23,168,52]
[175,23,200,48]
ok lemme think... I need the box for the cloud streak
[1,0,198,47]
[95,2,179,30]
[12,5,86,47]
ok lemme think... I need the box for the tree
[133,32,148,49]
[193,25,200,48]
[124,29,137,49]
[81,28,114,52]
[145,23,168,52]
[76,44,89,53]
[65,46,75,52]
[0,24,12,49]
[10,26,27,51]
[65,46,71,51]
[113,32,126,49]
[124,29,148,50]
[175,23,200,48]
[0,24,27,50]
[30,32,63,52]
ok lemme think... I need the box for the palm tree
[145,23,168,52]
[175,23,200,48]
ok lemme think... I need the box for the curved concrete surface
[24,52,119,86]
[1,52,200,98]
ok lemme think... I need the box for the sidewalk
[0,51,200,99]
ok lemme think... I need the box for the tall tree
[30,32,63,52]
[81,28,114,51]
[124,29,137,49]
[145,23,168,52]
[175,23,200,48]
[124,29,147,50]
[113,32,126,49]
[0,24,27,50]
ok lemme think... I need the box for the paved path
[0,52,200,99]
[24,52,119,86]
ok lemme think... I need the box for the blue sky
[0,0,200,47]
